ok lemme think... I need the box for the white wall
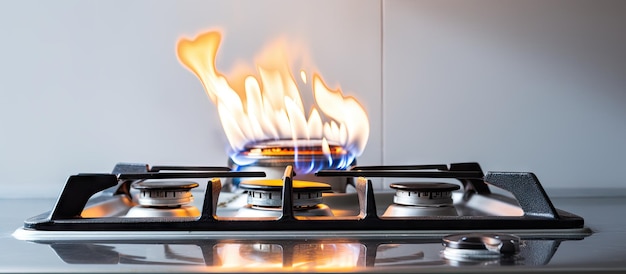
[383,0,626,191]
[0,0,382,197]
[0,0,624,198]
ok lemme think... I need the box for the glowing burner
[234,139,349,168]
[235,179,333,217]
[382,182,460,217]
[229,139,355,192]
[125,181,201,218]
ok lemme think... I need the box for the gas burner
[228,139,355,192]
[236,179,334,217]
[126,180,201,218]
[382,183,460,217]
[441,233,520,263]
[235,139,348,166]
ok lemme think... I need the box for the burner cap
[132,180,199,207]
[239,179,331,207]
[389,182,460,192]
[389,182,460,207]
[442,233,520,261]
[133,180,199,190]
[240,179,331,192]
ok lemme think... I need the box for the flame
[176,31,369,171]
[215,243,363,270]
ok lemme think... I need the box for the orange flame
[215,243,363,270]
[176,30,369,160]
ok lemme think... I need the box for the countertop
[1,195,626,273]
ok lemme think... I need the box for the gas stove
[10,162,595,272]
[15,162,587,240]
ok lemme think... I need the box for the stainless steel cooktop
[14,162,587,240]
[4,162,625,273]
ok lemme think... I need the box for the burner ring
[240,179,332,192]
[389,182,460,206]
[235,139,348,165]
[389,182,460,192]
[133,180,199,190]
[132,180,199,207]
[240,179,331,207]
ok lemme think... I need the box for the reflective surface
[30,240,559,270]
[2,194,626,273]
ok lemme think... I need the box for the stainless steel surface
[234,204,334,218]
[125,205,201,218]
[3,192,626,273]
[382,203,458,217]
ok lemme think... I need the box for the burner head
[227,139,356,192]
[236,139,348,167]
[125,180,201,218]
[239,179,331,208]
[235,179,334,217]
[132,180,199,207]
[382,182,460,217]
[389,182,460,206]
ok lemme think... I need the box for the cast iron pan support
[279,166,296,221]
[484,172,559,218]
[356,177,379,220]
[47,163,265,221]
[317,163,560,219]
[199,178,222,221]
[449,162,490,195]
[49,174,119,220]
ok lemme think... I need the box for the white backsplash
[0,0,624,198]
[382,0,626,191]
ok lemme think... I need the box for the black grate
[23,162,585,233]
